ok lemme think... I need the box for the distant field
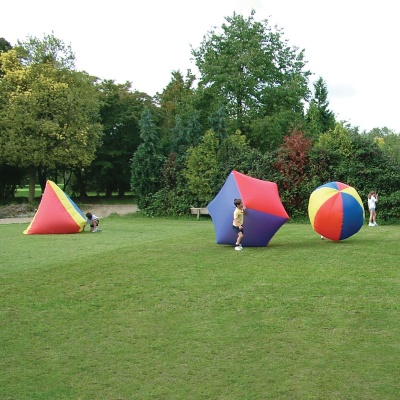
[0,216,399,399]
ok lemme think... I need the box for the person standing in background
[367,191,378,226]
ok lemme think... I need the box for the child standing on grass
[367,191,378,226]
[232,198,246,251]
[85,212,100,232]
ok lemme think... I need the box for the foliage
[215,130,272,185]
[0,37,12,78]
[273,129,313,214]
[192,10,311,145]
[130,108,165,207]
[0,164,26,201]
[365,127,400,164]
[249,110,305,152]
[378,190,400,222]
[0,47,102,201]
[171,110,203,157]
[15,32,75,69]
[306,77,336,138]
[88,80,154,197]
[0,37,12,53]
[184,130,219,205]
[156,69,196,142]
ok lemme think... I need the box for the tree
[156,70,196,139]
[184,130,219,205]
[0,50,102,202]
[192,10,311,147]
[273,129,313,214]
[306,77,335,138]
[217,130,251,181]
[87,80,154,197]
[0,37,12,78]
[15,33,75,69]
[0,38,12,53]
[365,127,400,164]
[171,110,203,157]
[130,108,165,207]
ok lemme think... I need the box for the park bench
[190,207,210,219]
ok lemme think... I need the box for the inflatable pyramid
[23,180,87,234]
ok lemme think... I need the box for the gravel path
[0,204,138,225]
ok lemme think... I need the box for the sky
[2,0,399,132]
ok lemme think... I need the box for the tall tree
[130,108,165,207]
[192,10,311,148]
[0,50,102,202]
[15,32,75,69]
[88,80,154,197]
[156,70,196,139]
[306,77,335,137]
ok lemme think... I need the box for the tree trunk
[37,167,47,193]
[28,166,36,203]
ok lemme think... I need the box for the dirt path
[0,204,138,225]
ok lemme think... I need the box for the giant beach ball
[308,181,364,241]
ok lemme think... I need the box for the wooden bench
[190,207,209,219]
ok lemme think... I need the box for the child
[232,198,246,251]
[86,212,100,232]
[367,191,378,226]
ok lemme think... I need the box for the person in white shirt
[367,191,378,226]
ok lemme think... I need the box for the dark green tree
[156,70,196,142]
[130,108,165,207]
[85,80,154,197]
[306,77,335,138]
[0,38,12,52]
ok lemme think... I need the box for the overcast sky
[3,0,399,132]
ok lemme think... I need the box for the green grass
[1,216,399,399]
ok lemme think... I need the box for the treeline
[1,12,400,220]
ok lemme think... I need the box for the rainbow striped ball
[308,182,365,241]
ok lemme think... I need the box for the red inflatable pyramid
[23,181,87,234]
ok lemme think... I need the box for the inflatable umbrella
[207,170,289,247]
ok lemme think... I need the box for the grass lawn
[0,215,399,399]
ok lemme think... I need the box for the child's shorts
[232,225,243,234]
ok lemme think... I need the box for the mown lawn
[0,215,399,399]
